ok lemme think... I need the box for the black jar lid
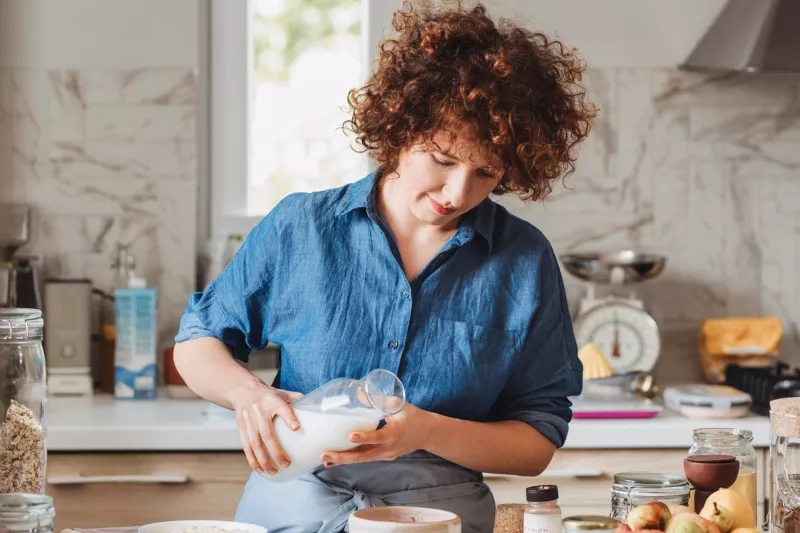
[527,484,559,502]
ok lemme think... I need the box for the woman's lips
[428,196,455,216]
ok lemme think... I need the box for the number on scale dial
[574,302,661,373]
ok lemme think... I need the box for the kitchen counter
[46,394,772,451]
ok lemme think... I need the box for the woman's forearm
[421,413,556,476]
[173,337,264,409]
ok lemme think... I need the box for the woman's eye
[478,168,497,179]
[432,155,453,167]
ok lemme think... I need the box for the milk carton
[114,285,157,399]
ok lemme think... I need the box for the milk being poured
[264,405,382,482]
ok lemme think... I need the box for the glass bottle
[689,428,758,525]
[261,369,406,483]
[611,472,690,521]
[0,309,47,495]
[0,493,54,533]
[524,485,562,533]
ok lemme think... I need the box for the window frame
[208,0,391,240]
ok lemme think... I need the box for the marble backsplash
[497,68,800,378]
[0,67,197,347]
[1,65,799,382]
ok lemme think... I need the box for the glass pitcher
[0,309,47,495]
[262,369,406,482]
[770,397,800,533]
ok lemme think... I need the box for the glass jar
[611,472,691,521]
[0,494,54,533]
[563,516,620,533]
[0,309,47,495]
[689,428,758,524]
[770,398,800,533]
[524,485,562,533]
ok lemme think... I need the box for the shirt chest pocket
[416,315,525,417]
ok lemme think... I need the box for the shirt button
[389,340,399,349]
[402,291,410,299]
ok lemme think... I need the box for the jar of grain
[0,309,47,495]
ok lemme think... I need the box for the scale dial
[574,301,660,373]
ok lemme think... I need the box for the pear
[670,505,693,517]
[702,489,755,529]
[666,519,703,533]
[671,513,721,533]
[700,502,734,533]
[627,502,672,531]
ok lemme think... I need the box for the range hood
[680,0,800,73]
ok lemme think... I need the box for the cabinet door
[486,449,690,508]
[47,453,252,530]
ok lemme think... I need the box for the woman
[174,1,595,532]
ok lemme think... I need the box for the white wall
[0,0,199,68]
[0,0,202,349]
[366,0,727,68]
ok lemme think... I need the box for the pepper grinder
[683,454,739,512]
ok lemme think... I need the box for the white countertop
[45,394,772,452]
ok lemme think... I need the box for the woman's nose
[443,171,470,208]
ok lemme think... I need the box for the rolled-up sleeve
[496,245,583,448]
[174,212,278,362]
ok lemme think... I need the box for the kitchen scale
[560,250,667,374]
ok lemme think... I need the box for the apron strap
[316,478,486,533]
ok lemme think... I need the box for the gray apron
[234,451,496,533]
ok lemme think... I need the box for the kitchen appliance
[725,363,800,416]
[681,0,800,73]
[560,250,666,374]
[44,279,93,396]
[0,204,41,310]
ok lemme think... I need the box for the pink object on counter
[573,410,661,419]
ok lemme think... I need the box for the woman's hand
[228,382,303,475]
[321,403,434,467]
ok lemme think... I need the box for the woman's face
[392,131,503,229]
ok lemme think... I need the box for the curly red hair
[344,0,597,202]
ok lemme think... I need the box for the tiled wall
[497,68,800,379]
[2,65,799,380]
[0,68,197,347]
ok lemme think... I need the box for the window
[210,0,385,238]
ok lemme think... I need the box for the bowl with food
[139,520,267,533]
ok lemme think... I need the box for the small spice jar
[563,516,620,533]
[0,494,54,533]
[524,485,561,533]
[611,472,690,522]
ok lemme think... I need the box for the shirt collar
[335,169,496,253]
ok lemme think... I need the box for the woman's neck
[377,175,459,242]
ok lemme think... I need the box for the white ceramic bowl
[139,520,267,533]
[349,507,461,532]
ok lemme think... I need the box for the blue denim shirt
[176,171,582,448]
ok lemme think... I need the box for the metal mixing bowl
[559,250,667,284]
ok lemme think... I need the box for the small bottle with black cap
[524,484,562,533]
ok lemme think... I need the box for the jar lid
[771,398,800,437]
[526,484,558,502]
[0,309,43,341]
[0,493,52,512]
[563,516,620,531]
[613,472,688,488]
